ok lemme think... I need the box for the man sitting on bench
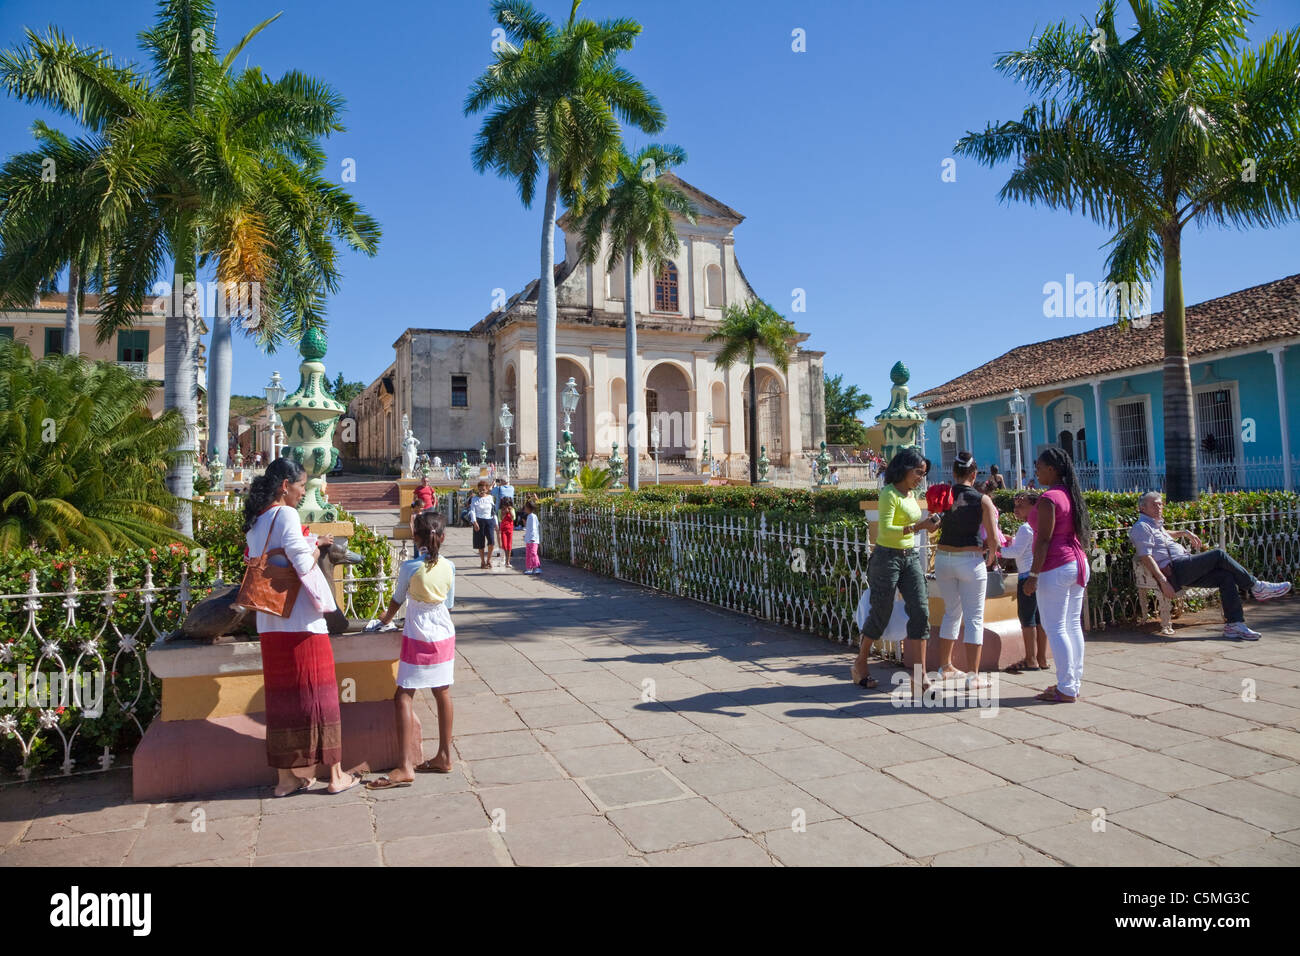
[1129,491,1292,640]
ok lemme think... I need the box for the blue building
[913,274,1300,492]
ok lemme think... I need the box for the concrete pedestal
[393,478,424,540]
[136,629,413,801]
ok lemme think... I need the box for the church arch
[645,362,692,456]
[743,368,787,463]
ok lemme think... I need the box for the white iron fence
[0,549,408,783]
[1076,456,1299,493]
[542,503,1300,646]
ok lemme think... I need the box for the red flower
[301,525,311,538]
[55,707,66,715]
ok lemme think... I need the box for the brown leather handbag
[235,507,302,617]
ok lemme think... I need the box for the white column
[1271,346,1293,492]
[1091,379,1106,491]
[963,404,973,455]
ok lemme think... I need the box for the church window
[608,261,625,300]
[451,375,468,408]
[654,262,679,312]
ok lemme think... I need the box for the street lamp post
[264,370,285,462]
[498,403,514,484]
[651,422,661,485]
[1009,388,1028,490]
[560,377,581,494]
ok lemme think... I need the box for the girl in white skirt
[363,511,456,788]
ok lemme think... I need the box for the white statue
[401,421,420,479]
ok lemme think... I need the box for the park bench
[1132,556,1220,636]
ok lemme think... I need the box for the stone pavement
[2,526,1299,866]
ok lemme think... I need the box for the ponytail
[413,511,447,569]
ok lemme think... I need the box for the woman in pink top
[1023,446,1092,703]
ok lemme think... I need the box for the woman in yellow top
[850,447,940,690]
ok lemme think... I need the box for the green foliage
[578,465,613,492]
[324,373,364,407]
[0,342,187,553]
[824,373,872,445]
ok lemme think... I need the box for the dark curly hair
[243,458,306,532]
[883,447,926,486]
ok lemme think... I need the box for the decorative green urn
[608,442,624,489]
[457,452,473,490]
[559,430,580,494]
[874,360,926,466]
[757,445,771,483]
[277,327,344,523]
[815,440,832,486]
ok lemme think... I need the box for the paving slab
[958,743,1077,783]
[1094,752,1232,792]
[854,800,1001,858]
[606,797,744,852]
[1024,768,1166,813]
[884,756,1009,799]
[706,783,840,833]
[1110,799,1270,858]
[645,837,776,866]
[761,818,905,867]
[945,786,1085,836]
[930,837,1061,866]
[1178,779,1300,833]
[1020,820,1196,867]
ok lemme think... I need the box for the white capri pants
[934,550,987,645]
[1038,561,1087,698]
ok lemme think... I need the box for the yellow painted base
[161,659,398,722]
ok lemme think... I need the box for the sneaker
[1251,580,1292,602]
[1224,621,1261,641]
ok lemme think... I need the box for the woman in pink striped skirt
[364,511,456,788]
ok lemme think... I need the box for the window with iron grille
[45,327,64,356]
[654,262,679,312]
[1196,388,1236,463]
[1115,400,1149,465]
[451,375,468,408]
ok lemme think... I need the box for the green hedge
[541,489,1300,640]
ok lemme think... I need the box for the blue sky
[2,0,1298,405]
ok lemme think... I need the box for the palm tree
[705,300,797,484]
[0,340,185,553]
[465,0,664,488]
[0,3,381,534]
[0,123,111,357]
[954,0,1300,501]
[577,145,695,490]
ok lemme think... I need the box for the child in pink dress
[363,512,455,787]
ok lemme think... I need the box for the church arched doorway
[743,370,786,463]
[645,362,692,456]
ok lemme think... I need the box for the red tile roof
[914,273,1300,407]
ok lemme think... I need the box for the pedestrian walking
[523,499,542,574]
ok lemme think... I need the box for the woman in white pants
[934,452,1003,689]
[1023,446,1091,703]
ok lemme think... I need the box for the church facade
[348,175,826,474]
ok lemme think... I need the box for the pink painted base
[132,701,426,802]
